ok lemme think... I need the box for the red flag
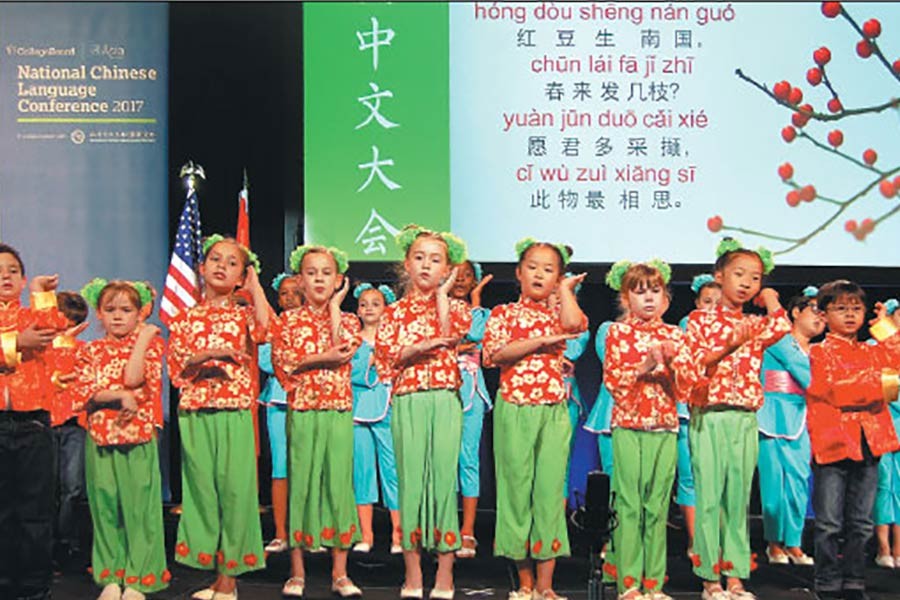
[236,171,249,247]
[236,170,261,456]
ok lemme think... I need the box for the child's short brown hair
[56,291,88,325]
[816,279,866,313]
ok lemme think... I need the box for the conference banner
[0,2,168,301]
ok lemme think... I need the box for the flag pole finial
[180,160,206,192]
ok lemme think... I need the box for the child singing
[483,238,587,600]
[167,234,270,600]
[602,260,696,600]
[75,279,168,600]
[273,245,362,598]
[375,225,472,599]
[685,238,790,600]
[806,281,900,600]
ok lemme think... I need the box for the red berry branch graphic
[708,1,900,253]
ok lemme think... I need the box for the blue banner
[0,2,168,309]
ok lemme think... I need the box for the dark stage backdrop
[167,3,900,507]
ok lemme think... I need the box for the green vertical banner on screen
[303,3,450,261]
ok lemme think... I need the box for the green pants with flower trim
[607,428,677,595]
[175,410,265,575]
[690,408,759,581]
[287,409,360,550]
[85,436,169,594]
[392,390,463,552]
[493,398,571,561]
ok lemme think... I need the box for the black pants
[812,436,879,594]
[0,410,55,600]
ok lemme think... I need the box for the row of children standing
[580,241,900,600]
[2,229,899,600]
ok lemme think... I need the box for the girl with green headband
[600,260,696,600]
[684,238,790,600]
[166,235,272,600]
[482,239,587,600]
[272,244,363,599]
[74,279,168,600]
[375,225,472,599]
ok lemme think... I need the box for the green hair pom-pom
[202,233,225,256]
[80,277,108,309]
[289,245,312,274]
[288,245,348,274]
[394,225,467,264]
[605,260,632,291]
[131,281,153,307]
[514,237,538,259]
[715,237,775,275]
[202,233,261,274]
[441,232,468,264]
[715,237,743,258]
[648,258,672,284]
[327,247,350,274]
[395,225,427,253]
[554,243,572,266]
[756,246,775,275]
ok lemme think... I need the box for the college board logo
[70,129,85,145]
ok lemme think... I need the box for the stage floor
[51,507,900,600]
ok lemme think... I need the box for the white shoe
[508,589,532,600]
[726,586,756,600]
[390,543,403,554]
[400,586,424,599]
[875,554,896,569]
[212,590,238,600]
[191,588,215,600]
[616,589,642,600]
[645,592,673,600]
[454,535,477,559]
[765,546,789,565]
[98,583,122,600]
[283,577,305,598]
[332,576,363,597]
[532,590,567,600]
[265,538,288,553]
[700,588,730,600]
[352,542,372,553]
[429,588,454,600]
[785,550,814,566]
[122,589,146,600]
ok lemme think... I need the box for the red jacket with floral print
[271,306,361,411]
[375,290,471,396]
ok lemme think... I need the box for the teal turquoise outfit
[351,340,399,510]
[258,343,288,479]
[458,306,491,498]
[563,329,590,492]
[874,389,900,527]
[758,333,813,549]
[676,316,695,507]
[584,321,614,476]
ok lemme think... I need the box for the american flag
[160,188,202,326]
